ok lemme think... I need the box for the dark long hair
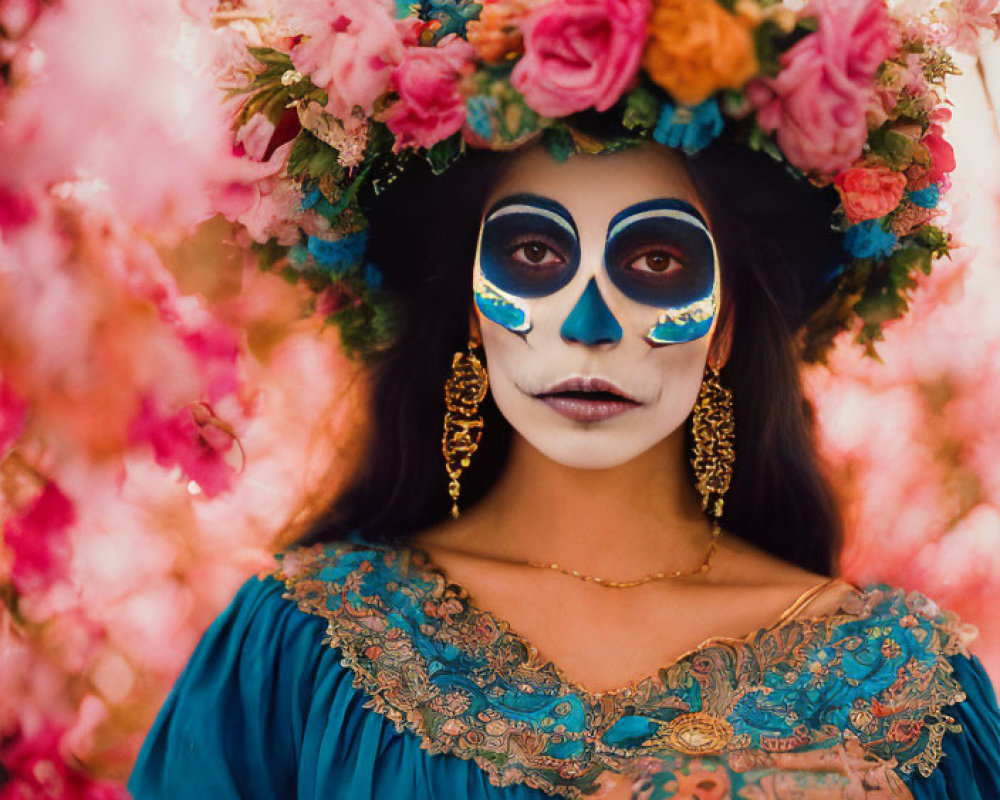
[296,140,845,576]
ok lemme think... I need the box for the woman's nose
[559,277,623,346]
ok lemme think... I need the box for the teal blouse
[128,538,1000,799]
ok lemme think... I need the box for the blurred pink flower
[386,36,476,150]
[0,185,35,231]
[282,0,406,123]
[180,321,241,403]
[127,395,239,497]
[217,140,328,245]
[234,114,279,163]
[747,0,898,176]
[834,165,908,224]
[0,379,27,457]
[940,0,1000,52]
[3,482,75,596]
[511,0,650,117]
[0,723,129,800]
[0,0,43,41]
[0,0,242,232]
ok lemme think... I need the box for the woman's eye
[626,250,682,275]
[509,241,565,268]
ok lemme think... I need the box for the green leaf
[622,87,660,133]
[867,124,918,170]
[746,125,785,163]
[541,126,575,163]
[913,224,949,257]
[887,246,933,288]
[287,130,339,180]
[426,133,465,175]
[248,47,293,69]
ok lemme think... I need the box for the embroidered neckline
[401,542,862,702]
[270,540,973,799]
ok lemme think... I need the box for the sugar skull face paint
[475,194,580,334]
[603,199,719,345]
[473,145,721,470]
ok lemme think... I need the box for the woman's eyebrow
[483,193,577,236]
[606,199,711,240]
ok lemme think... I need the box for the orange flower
[643,0,758,107]
[466,0,528,64]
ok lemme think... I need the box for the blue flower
[844,219,898,260]
[653,98,724,155]
[364,263,384,291]
[307,231,369,275]
[466,96,495,141]
[301,187,322,211]
[907,184,940,209]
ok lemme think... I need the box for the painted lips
[534,377,642,422]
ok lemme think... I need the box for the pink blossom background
[0,0,998,794]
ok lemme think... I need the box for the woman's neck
[429,428,715,578]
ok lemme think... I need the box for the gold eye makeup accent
[473,272,533,334]
[644,294,717,346]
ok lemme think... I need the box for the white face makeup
[472,145,720,469]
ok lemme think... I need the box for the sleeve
[127,575,331,800]
[907,652,1000,800]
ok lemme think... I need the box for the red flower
[834,165,907,224]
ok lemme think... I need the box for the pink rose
[834,165,907,224]
[281,0,406,122]
[510,0,651,117]
[747,0,898,177]
[386,35,476,150]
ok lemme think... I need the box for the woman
[128,0,1000,797]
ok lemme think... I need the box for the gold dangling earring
[691,363,735,524]
[442,338,488,518]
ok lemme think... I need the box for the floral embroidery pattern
[269,542,973,799]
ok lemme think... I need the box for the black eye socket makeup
[478,193,580,297]
[604,199,717,310]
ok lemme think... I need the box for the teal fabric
[128,569,1000,799]
[906,651,1000,800]
[127,574,549,800]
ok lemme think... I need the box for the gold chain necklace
[416,520,723,590]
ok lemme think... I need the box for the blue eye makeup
[477,194,580,298]
[604,199,718,344]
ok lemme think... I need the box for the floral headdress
[216,0,999,362]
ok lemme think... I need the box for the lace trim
[269,542,973,797]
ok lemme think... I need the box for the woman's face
[472,143,721,469]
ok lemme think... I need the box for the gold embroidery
[646,711,734,755]
[269,542,973,799]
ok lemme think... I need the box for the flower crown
[217,0,997,362]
